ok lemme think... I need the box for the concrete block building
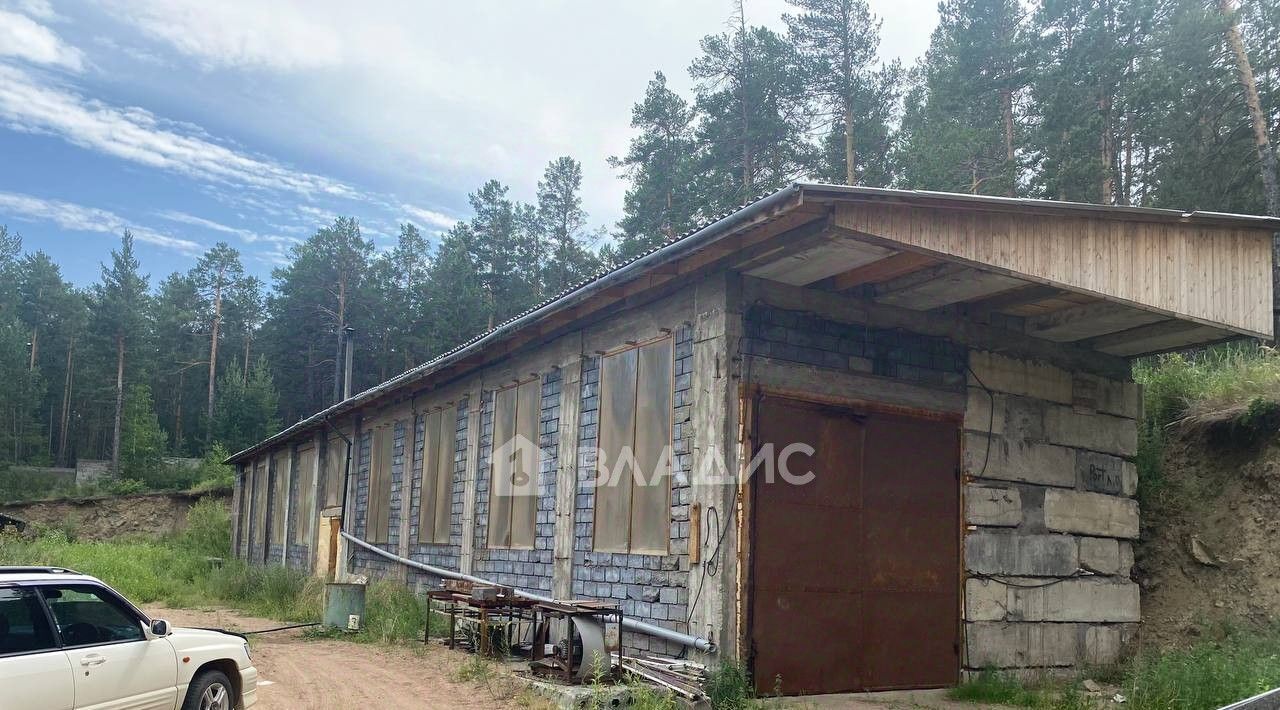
[226,184,1277,695]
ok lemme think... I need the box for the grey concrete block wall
[962,350,1140,671]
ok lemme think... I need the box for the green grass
[0,497,428,644]
[949,669,1065,707]
[952,627,1280,710]
[1132,342,1280,507]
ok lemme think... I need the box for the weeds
[705,660,755,709]
[949,669,1059,707]
[0,507,427,645]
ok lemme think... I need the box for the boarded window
[252,459,268,550]
[269,451,289,547]
[417,407,458,544]
[594,338,672,555]
[323,434,349,509]
[487,378,541,549]
[366,424,394,545]
[237,466,251,551]
[292,446,317,546]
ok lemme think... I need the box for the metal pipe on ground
[339,531,715,653]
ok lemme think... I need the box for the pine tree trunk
[1002,89,1015,197]
[28,328,37,371]
[736,0,752,199]
[111,334,124,475]
[243,335,251,386]
[175,369,184,453]
[1221,0,1280,215]
[1100,91,1115,205]
[845,94,856,185]
[1220,0,1280,339]
[56,335,73,467]
[206,276,223,433]
[332,277,347,405]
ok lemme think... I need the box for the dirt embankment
[1138,425,1280,648]
[0,490,228,540]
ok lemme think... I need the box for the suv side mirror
[150,619,171,637]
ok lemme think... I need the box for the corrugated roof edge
[225,182,1280,464]
[223,183,803,464]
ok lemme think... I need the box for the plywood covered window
[292,445,317,546]
[269,451,289,547]
[251,459,268,548]
[323,434,349,509]
[417,407,458,544]
[594,338,672,555]
[365,424,394,545]
[237,466,251,549]
[487,378,541,549]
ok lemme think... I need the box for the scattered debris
[1189,535,1221,567]
[1113,692,1127,703]
[614,653,706,700]
[1083,679,1103,693]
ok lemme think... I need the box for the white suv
[0,566,258,710]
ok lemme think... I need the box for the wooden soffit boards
[834,202,1274,339]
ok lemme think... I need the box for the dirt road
[145,606,529,710]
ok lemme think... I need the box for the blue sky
[0,0,936,286]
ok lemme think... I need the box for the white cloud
[0,9,83,70]
[2,0,58,22]
[97,0,344,71]
[0,191,203,254]
[400,204,457,231]
[0,64,360,198]
[91,0,938,227]
[155,209,299,247]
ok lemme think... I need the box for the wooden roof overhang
[226,184,1279,464]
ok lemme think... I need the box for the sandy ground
[143,606,1006,710]
[144,606,529,710]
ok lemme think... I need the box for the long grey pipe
[340,531,715,653]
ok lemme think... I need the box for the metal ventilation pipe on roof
[339,532,715,653]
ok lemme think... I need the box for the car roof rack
[0,566,82,575]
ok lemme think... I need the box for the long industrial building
[226,183,1277,695]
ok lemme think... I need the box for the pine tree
[466,181,541,327]
[190,242,247,439]
[690,20,816,212]
[211,357,281,454]
[785,0,900,186]
[118,382,168,485]
[537,156,603,294]
[609,72,699,260]
[93,232,151,474]
[151,272,204,454]
[897,0,1028,195]
[424,224,487,357]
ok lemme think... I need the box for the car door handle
[79,654,106,667]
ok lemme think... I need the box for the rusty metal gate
[748,395,960,695]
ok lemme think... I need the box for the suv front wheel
[183,669,236,710]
